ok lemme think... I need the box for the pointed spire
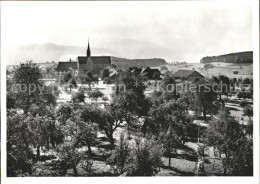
[87,38,91,57]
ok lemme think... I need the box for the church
[55,40,112,76]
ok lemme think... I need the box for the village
[6,40,254,177]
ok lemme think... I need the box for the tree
[211,75,230,106]
[192,79,219,120]
[147,100,191,142]
[88,90,104,103]
[103,77,113,84]
[107,133,130,174]
[11,61,58,113]
[7,110,34,176]
[79,105,100,153]
[78,72,94,89]
[160,123,179,167]
[56,142,85,176]
[243,105,253,136]
[56,103,73,125]
[112,71,149,125]
[100,68,110,80]
[160,65,168,71]
[126,138,163,176]
[68,78,77,92]
[206,108,252,175]
[98,106,125,147]
[102,96,109,105]
[72,91,85,103]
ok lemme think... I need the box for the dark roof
[172,70,203,78]
[55,62,77,72]
[129,67,142,74]
[78,56,111,65]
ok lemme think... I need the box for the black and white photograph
[1,0,259,183]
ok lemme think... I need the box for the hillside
[6,43,119,65]
[111,57,167,70]
[200,51,253,64]
[6,40,176,65]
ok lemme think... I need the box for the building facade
[55,40,111,76]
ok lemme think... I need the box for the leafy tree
[126,138,163,176]
[78,72,94,89]
[92,75,99,85]
[88,90,104,103]
[206,108,252,175]
[72,91,85,103]
[7,110,34,176]
[79,105,100,153]
[100,68,110,80]
[107,133,130,174]
[11,61,58,112]
[192,79,219,120]
[68,78,77,92]
[160,65,168,71]
[147,100,191,142]
[243,105,253,136]
[25,113,62,159]
[102,96,109,105]
[56,103,73,124]
[103,77,113,84]
[242,78,251,85]
[56,142,85,176]
[98,106,125,147]
[160,123,179,167]
[112,72,149,125]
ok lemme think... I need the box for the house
[161,70,173,78]
[55,59,77,76]
[129,66,161,80]
[172,70,204,81]
[109,66,119,79]
[55,40,111,76]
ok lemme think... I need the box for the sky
[1,1,253,63]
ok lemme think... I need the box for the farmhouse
[55,40,111,76]
[129,66,161,80]
[172,70,204,81]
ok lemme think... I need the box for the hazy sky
[2,1,253,62]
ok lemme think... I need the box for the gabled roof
[55,62,77,72]
[78,56,111,65]
[173,70,203,78]
[161,70,173,75]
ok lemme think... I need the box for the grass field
[165,62,253,79]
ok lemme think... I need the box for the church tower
[87,39,91,57]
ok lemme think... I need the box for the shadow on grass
[161,165,195,176]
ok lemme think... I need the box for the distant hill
[6,40,178,65]
[200,51,253,64]
[110,39,177,61]
[111,56,167,70]
[6,43,119,65]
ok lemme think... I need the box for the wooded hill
[111,57,167,70]
[200,51,253,64]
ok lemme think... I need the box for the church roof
[78,56,111,65]
[55,62,77,72]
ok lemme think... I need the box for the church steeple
[87,38,91,57]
